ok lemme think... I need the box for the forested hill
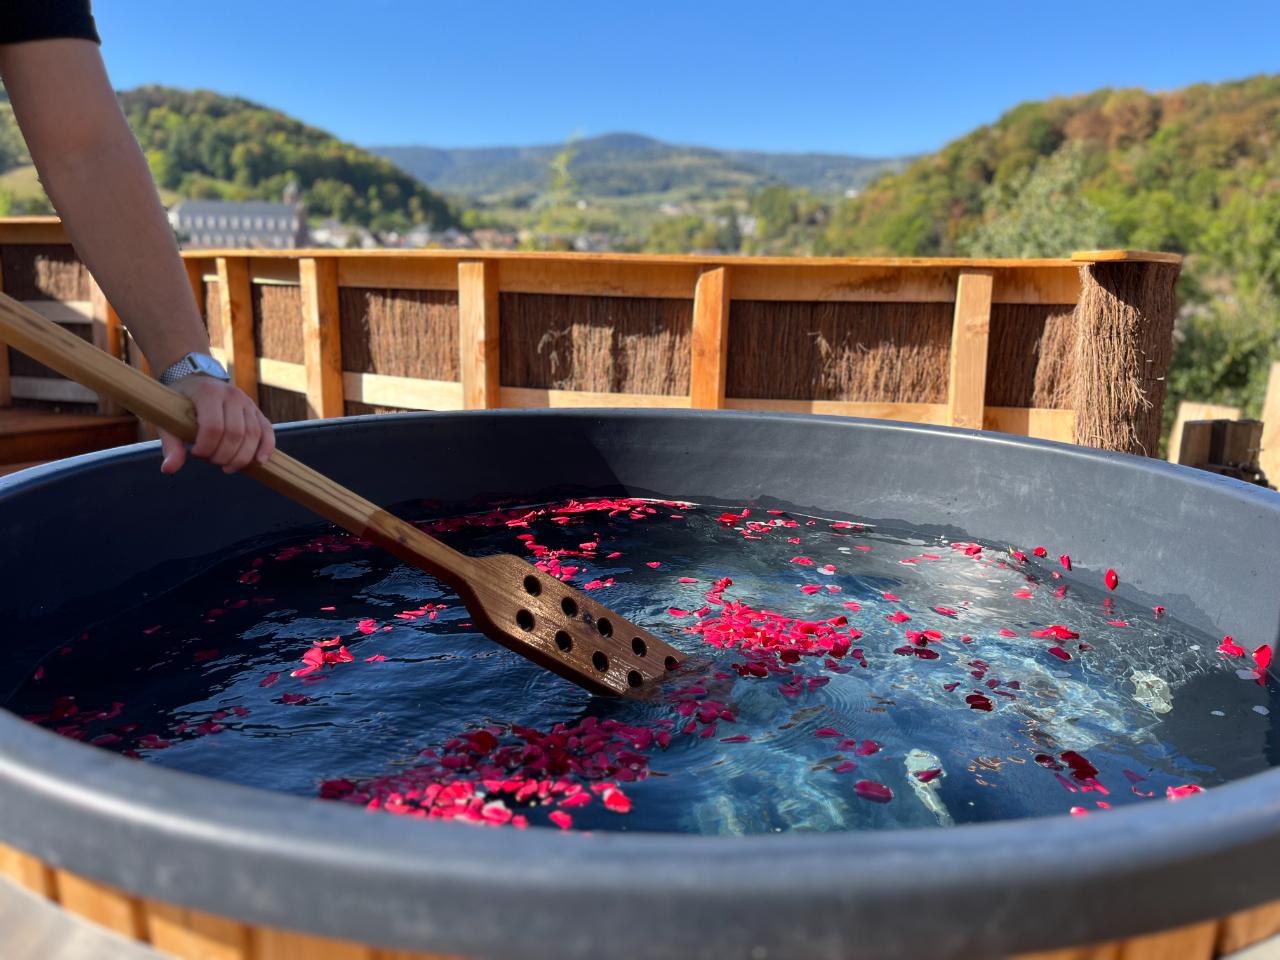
[374,133,908,199]
[819,74,1280,260]
[118,87,456,230]
[814,74,1280,427]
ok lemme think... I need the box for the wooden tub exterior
[3,840,1278,959]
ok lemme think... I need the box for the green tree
[960,145,1118,258]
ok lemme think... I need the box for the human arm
[0,38,274,473]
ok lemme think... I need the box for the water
[7,495,1276,834]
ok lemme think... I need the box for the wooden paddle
[0,291,685,697]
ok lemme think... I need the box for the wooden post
[1260,361,1280,486]
[690,266,730,409]
[1167,401,1240,464]
[457,259,500,409]
[300,257,344,419]
[184,257,206,328]
[88,277,124,416]
[216,256,258,403]
[946,269,994,430]
[0,256,9,408]
[1071,257,1180,455]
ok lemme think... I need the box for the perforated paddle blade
[461,553,686,697]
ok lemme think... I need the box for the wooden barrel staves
[2,838,1279,958]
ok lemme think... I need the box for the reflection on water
[6,494,1276,834]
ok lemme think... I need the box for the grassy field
[0,164,180,209]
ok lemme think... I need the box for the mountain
[374,133,908,199]
[118,86,456,230]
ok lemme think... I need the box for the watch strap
[159,356,197,385]
[159,352,230,386]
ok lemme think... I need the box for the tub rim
[2,409,1278,960]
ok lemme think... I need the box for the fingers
[254,408,276,464]
[209,404,249,472]
[158,430,187,474]
[222,405,263,474]
[189,389,226,461]
[169,380,276,474]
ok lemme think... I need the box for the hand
[159,376,276,475]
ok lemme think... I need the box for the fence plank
[501,387,691,409]
[457,260,500,409]
[216,256,258,402]
[690,266,730,409]
[1259,362,1280,485]
[88,278,124,416]
[300,257,344,419]
[342,372,464,411]
[946,269,994,430]
[9,377,99,404]
[0,256,8,408]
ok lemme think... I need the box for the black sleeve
[0,1,100,45]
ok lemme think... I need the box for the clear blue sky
[93,0,1280,156]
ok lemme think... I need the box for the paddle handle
[0,291,476,588]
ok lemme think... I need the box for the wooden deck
[0,409,138,475]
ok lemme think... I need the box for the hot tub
[1,410,1278,960]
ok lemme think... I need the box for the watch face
[190,353,230,380]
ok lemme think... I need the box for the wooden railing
[0,218,1183,455]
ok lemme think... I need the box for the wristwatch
[159,352,231,386]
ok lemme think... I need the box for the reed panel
[253,284,304,364]
[339,288,459,381]
[499,293,692,395]
[985,303,1077,410]
[726,300,952,403]
[0,245,89,300]
[257,384,309,423]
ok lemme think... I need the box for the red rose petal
[854,780,894,803]
[1218,637,1246,657]
[1105,569,1119,591]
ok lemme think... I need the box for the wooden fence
[0,217,1184,455]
